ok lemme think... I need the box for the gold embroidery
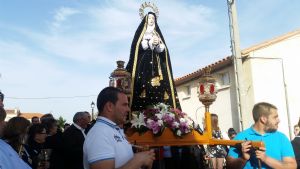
[164,91,169,100]
[140,89,146,98]
[151,76,160,86]
[156,54,163,80]
[130,15,148,108]
[165,48,176,108]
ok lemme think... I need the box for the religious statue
[126,2,180,112]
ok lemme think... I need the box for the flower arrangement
[131,103,194,137]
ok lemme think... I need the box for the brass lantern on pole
[109,60,132,121]
[198,67,217,112]
[109,60,132,97]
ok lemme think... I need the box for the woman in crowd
[23,124,48,169]
[206,114,227,169]
[2,117,30,155]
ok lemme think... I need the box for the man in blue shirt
[226,102,296,169]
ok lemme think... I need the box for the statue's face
[147,14,155,26]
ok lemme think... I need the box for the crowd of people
[1,89,300,169]
[0,91,92,169]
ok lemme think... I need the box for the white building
[175,29,300,139]
[5,108,20,121]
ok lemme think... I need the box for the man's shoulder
[292,136,300,141]
[0,139,14,153]
[63,125,78,133]
[234,127,252,139]
[271,131,290,140]
[86,122,113,138]
[0,139,31,169]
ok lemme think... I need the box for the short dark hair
[0,107,6,122]
[228,128,237,137]
[31,116,39,121]
[42,118,57,134]
[0,91,4,102]
[252,102,277,122]
[40,113,54,124]
[97,87,125,115]
[64,123,70,128]
[28,124,46,145]
[73,111,88,123]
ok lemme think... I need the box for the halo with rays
[139,2,159,20]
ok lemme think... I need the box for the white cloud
[9,0,217,68]
[51,7,80,30]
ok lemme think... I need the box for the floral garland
[131,103,194,137]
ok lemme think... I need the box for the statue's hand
[153,36,159,46]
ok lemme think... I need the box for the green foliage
[57,116,66,130]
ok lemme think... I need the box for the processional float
[109,2,264,149]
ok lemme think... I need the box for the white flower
[172,121,179,128]
[158,119,163,126]
[160,109,168,116]
[168,113,175,118]
[147,118,154,124]
[131,113,146,128]
[156,103,169,113]
[179,118,186,123]
[155,113,163,119]
[176,130,182,136]
[187,118,193,126]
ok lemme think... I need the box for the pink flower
[146,119,163,134]
[131,103,194,137]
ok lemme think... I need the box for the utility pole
[227,0,246,131]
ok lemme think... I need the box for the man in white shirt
[83,87,155,169]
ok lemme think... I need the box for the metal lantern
[198,67,217,112]
[109,60,132,96]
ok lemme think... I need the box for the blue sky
[1,0,300,122]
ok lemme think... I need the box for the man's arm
[226,156,248,169]
[262,156,296,169]
[226,141,252,169]
[90,150,155,169]
[256,147,297,169]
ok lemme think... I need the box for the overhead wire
[6,95,97,100]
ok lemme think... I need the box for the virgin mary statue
[126,10,180,112]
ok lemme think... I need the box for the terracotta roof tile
[175,57,232,86]
[19,113,44,119]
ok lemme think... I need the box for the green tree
[57,116,66,130]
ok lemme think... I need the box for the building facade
[5,108,44,122]
[175,29,300,139]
